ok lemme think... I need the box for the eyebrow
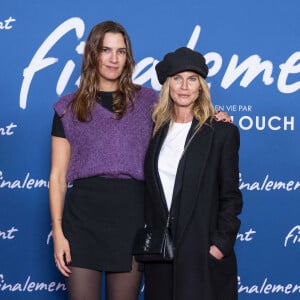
[174,74,198,78]
[102,46,127,50]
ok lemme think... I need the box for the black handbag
[132,216,174,262]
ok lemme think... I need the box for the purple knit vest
[53,87,157,182]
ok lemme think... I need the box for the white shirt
[158,121,192,210]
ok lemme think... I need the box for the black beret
[155,47,208,84]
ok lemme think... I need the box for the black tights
[65,259,142,300]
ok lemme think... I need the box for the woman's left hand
[214,110,232,123]
[209,245,224,260]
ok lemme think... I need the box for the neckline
[95,91,114,114]
[173,121,192,126]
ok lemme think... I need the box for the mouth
[106,65,119,71]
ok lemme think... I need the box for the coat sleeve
[210,124,243,256]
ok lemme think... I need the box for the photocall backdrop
[1,0,299,299]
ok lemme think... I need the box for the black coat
[143,118,243,300]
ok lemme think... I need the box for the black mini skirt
[62,176,145,272]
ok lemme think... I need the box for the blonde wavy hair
[152,75,215,136]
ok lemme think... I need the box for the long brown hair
[71,20,140,121]
[152,75,214,136]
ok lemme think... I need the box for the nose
[110,51,118,63]
[180,79,188,89]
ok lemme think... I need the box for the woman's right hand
[209,244,224,260]
[49,136,72,277]
[53,233,72,277]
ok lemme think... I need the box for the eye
[188,76,197,82]
[173,76,181,81]
[118,49,127,55]
[101,47,110,53]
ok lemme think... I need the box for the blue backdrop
[1,0,299,299]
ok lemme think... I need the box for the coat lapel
[175,119,214,246]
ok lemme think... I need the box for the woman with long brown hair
[49,20,157,300]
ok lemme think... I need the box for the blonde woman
[142,47,243,300]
